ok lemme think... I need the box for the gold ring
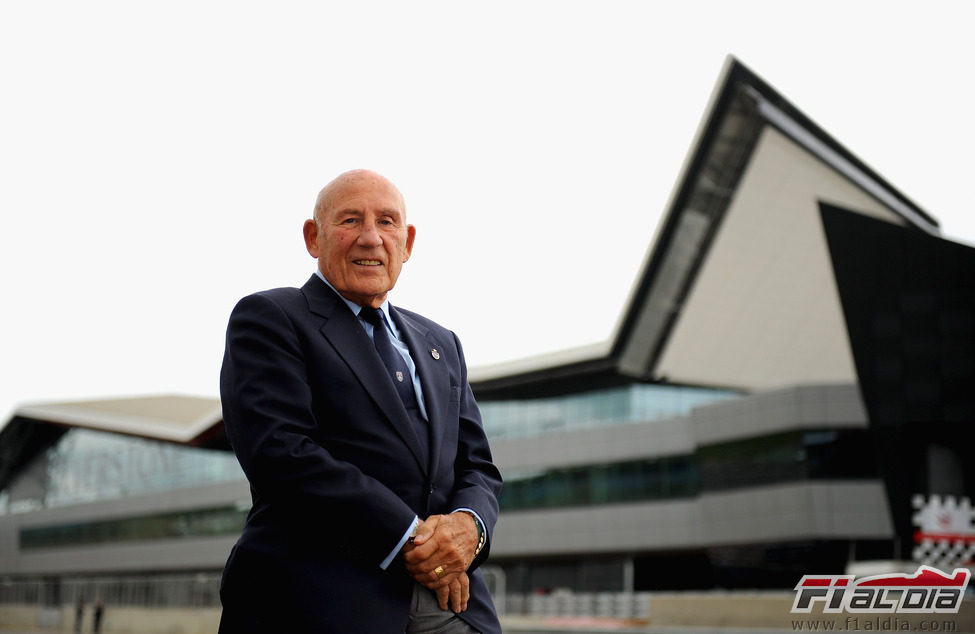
[434,565,445,579]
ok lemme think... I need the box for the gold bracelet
[458,511,485,556]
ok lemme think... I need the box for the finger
[405,555,433,579]
[423,544,465,577]
[459,572,470,612]
[403,548,429,568]
[411,515,441,546]
[429,563,451,587]
[408,564,448,587]
[404,527,448,566]
[449,578,463,613]
[436,585,450,611]
[403,538,440,566]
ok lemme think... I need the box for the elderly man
[218,170,503,633]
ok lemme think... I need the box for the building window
[20,506,247,550]
[1,428,243,515]
[697,429,878,492]
[499,430,877,511]
[499,456,701,511]
[480,383,737,440]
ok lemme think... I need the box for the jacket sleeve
[220,292,416,566]
[447,331,503,569]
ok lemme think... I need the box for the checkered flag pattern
[911,494,975,568]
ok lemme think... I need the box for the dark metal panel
[820,202,975,558]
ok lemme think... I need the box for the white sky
[2,1,973,425]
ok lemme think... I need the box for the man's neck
[314,269,390,314]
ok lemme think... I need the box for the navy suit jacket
[218,275,503,633]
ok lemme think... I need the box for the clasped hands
[402,512,478,613]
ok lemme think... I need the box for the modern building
[469,57,975,591]
[2,57,972,624]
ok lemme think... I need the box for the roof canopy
[0,395,225,494]
[470,56,938,399]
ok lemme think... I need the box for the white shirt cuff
[380,515,419,570]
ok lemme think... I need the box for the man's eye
[342,218,357,224]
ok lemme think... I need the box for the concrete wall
[1,480,249,576]
[0,604,221,633]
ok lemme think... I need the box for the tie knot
[359,306,384,328]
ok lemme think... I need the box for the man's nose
[357,222,383,247]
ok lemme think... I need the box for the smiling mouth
[353,259,383,266]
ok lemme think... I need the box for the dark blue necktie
[359,306,419,409]
[360,307,428,464]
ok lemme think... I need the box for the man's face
[304,172,416,308]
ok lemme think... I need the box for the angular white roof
[471,56,938,396]
[12,394,222,444]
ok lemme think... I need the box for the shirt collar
[314,270,397,335]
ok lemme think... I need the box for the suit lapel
[301,276,428,474]
[392,306,449,477]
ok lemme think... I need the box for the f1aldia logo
[791,565,970,614]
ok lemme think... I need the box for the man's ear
[303,219,320,258]
[403,224,416,262]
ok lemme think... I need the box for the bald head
[314,169,406,225]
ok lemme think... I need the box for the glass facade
[20,506,247,550]
[499,429,877,512]
[0,428,243,515]
[500,456,698,511]
[479,383,737,440]
[697,429,878,492]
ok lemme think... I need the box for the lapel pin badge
[430,348,440,360]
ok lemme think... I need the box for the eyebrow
[334,208,404,219]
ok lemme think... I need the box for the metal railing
[503,590,651,619]
[3,572,650,620]
[0,574,222,608]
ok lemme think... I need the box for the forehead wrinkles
[316,173,406,222]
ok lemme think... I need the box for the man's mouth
[353,259,383,266]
